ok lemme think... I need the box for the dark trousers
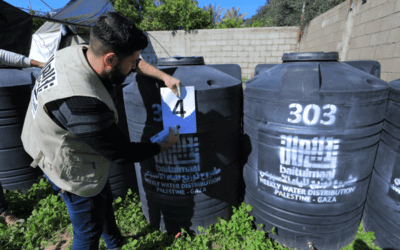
[0,182,9,214]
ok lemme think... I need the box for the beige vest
[21,45,118,197]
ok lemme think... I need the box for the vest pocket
[58,149,104,183]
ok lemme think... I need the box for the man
[0,49,45,68]
[21,12,182,250]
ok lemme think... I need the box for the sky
[4,0,267,20]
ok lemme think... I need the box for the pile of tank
[1,52,399,250]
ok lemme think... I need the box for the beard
[106,62,128,86]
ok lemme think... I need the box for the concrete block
[233,46,245,52]
[191,47,200,53]
[238,51,249,57]
[216,40,228,46]
[233,33,245,40]
[395,43,400,57]
[267,45,278,51]
[353,24,366,38]
[365,19,383,35]
[272,51,284,57]
[212,34,222,40]
[396,0,400,12]
[260,51,272,57]
[359,47,377,60]
[277,44,289,51]
[330,22,340,34]
[286,38,298,44]
[371,0,388,8]
[354,14,362,27]
[381,12,400,31]
[261,40,271,45]
[355,34,372,48]
[388,27,400,43]
[383,72,400,83]
[239,40,251,45]
[370,31,390,45]
[210,46,220,52]
[381,58,400,72]
[383,0,396,16]
[290,44,298,51]
[244,46,255,52]
[222,46,233,51]
[255,33,269,39]
[326,33,335,44]
[275,38,285,45]
[324,26,332,36]
[267,33,280,39]
[266,40,274,45]
[250,40,262,45]
[228,40,238,46]
[255,46,267,51]
[334,30,344,42]
[279,32,292,38]
[375,44,395,59]
[347,49,361,60]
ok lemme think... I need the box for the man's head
[88,12,148,85]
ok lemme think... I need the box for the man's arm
[0,49,45,68]
[135,59,183,97]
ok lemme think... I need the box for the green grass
[0,175,381,250]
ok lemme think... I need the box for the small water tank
[0,67,42,193]
[243,52,389,250]
[123,56,242,234]
[362,78,400,249]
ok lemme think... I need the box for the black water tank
[0,67,42,193]
[242,52,389,250]
[108,73,141,202]
[254,60,381,78]
[362,78,400,248]
[123,56,242,234]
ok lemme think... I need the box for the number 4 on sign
[161,86,196,134]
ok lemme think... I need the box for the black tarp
[0,0,33,57]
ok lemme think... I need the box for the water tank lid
[157,56,205,66]
[282,52,339,62]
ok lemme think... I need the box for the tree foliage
[202,3,225,28]
[112,0,213,31]
[221,7,246,21]
[217,18,243,29]
[244,0,345,28]
[29,10,46,34]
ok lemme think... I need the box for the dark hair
[89,12,148,60]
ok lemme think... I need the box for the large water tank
[362,78,400,248]
[0,67,42,193]
[243,52,389,250]
[123,57,242,234]
[254,60,381,78]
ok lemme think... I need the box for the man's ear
[103,52,118,69]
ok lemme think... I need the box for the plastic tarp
[29,0,116,63]
[0,0,33,57]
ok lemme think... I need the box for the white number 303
[288,103,337,125]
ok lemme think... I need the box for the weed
[0,175,383,250]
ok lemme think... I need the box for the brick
[347,49,361,60]
[396,0,400,12]
[381,58,400,72]
[365,19,383,35]
[375,44,395,59]
[267,33,279,39]
[370,31,390,45]
[388,27,400,43]
[371,0,388,8]
[359,47,377,60]
[355,34,372,48]
[381,12,400,31]
[275,38,285,44]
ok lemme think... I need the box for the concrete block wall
[300,0,400,83]
[141,27,299,80]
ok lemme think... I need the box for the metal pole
[31,14,92,28]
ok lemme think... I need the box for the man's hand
[163,75,183,98]
[30,59,45,68]
[158,126,180,153]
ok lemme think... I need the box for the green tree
[221,6,246,21]
[29,10,46,34]
[202,3,224,28]
[217,18,243,29]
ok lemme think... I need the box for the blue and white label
[31,54,58,119]
[161,86,196,134]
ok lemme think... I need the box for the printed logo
[31,54,58,119]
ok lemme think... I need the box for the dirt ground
[40,228,72,250]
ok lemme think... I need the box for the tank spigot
[308,242,316,250]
